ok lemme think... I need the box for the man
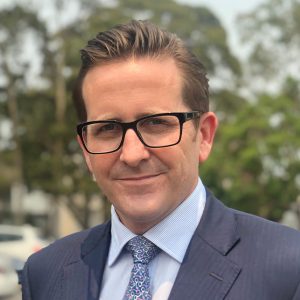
[21,20,300,300]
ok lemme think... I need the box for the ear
[198,112,218,163]
[77,135,93,173]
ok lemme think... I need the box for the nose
[119,129,150,167]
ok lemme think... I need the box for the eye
[138,115,179,135]
[90,122,122,137]
[99,123,118,132]
[142,117,169,126]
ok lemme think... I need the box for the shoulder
[232,207,300,242]
[199,190,300,298]
[206,188,300,242]
[228,205,300,295]
[26,221,110,269]
[21,221,111,298]
[231,208,300,258]
[204,188,300,259]
[216,192,300,264]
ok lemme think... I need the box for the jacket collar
[63,220,111,300]
[169,190,241,299]
[63,190,241,300]
[197,189,240,255]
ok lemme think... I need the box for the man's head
[75,20,218,234]
[73,20,209,122]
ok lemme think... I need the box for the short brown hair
[73,20,209,122]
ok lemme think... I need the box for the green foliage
[0,0,240,194]
[237,0,300,80]
[202,89,300,220]
[0,0,299,224]
[80,0,241,76]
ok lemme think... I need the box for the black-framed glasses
[77,111,202,154]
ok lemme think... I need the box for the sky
[185,0,265,24]
[179,0,266,57]
[0,0,270,146]
[0,0,266,53]
[0,0,267,87]
[182,0,265,29]
[0,0,266,39]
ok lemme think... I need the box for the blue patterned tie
[124,236,160,300]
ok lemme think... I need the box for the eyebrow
[91,111,170,122]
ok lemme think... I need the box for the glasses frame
[77,111,203,154]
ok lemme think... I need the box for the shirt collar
[108,178,206,266]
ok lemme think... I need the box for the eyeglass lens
[82,114,181,153]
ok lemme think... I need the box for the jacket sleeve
[21,261,32,300]
[292,280,300,300]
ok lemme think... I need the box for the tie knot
[126,236,160,264]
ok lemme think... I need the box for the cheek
[156,147,190,177]
[177,141,201,176]
[89,156,113,180]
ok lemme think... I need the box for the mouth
[117,173,164,182]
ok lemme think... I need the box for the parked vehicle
[0,254,20,298]
[0,225,48,262]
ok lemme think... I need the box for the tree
[237,0,300,88]
[49,0,242,221]
[0,5,47,223]
[81,0,241,79]
[0,0,242,226]
[210,0,300,220]
[202,83,300,220]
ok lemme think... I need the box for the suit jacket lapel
[63,221,111,300]
[62,190,241,300]
[169,191,241,300]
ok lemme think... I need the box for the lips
[117,173,162,181]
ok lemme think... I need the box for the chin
[124,204,166,222]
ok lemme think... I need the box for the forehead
[82,57,187,120]
[83,56,183,89]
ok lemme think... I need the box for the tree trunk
[5,67,25,225]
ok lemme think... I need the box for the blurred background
[0,0,300,298]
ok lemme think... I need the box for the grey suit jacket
[21,190,300,299]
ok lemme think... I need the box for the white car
[0,224,48,262]
[0,254,20,298]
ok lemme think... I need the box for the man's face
[79,57,217,234]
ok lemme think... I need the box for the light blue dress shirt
[99,178,206,300]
